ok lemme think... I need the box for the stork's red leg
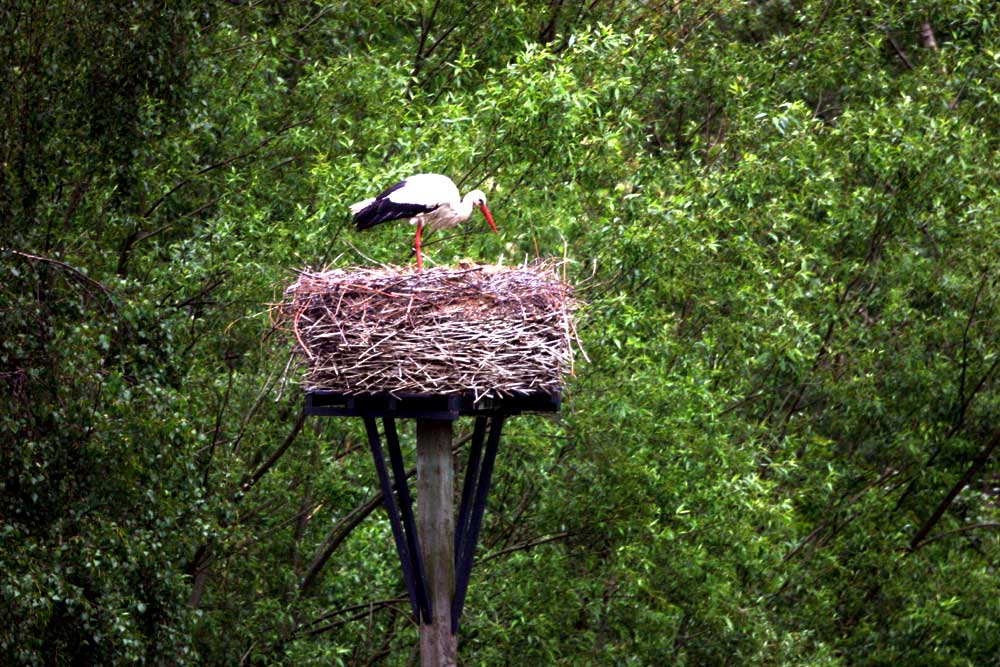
[415,221,423,271]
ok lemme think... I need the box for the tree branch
[411,0,441,80]
[481,530,572,563]
[783,467,900,562]
[299,430,474,595]
[238,408,307,494]
[954,269,991,432]
[297,594,410,635]
[304,596,411,636]
[909,429,1000,551]
[887,32,914,70]
[8,247,116,311]
[912,522,1000,550]
[299,491,392,595]
[142,117,311,219]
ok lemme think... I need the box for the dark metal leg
[364,417,422,624]
[455,416,488,561]
[452,415,505,633]
[382,417,432,623]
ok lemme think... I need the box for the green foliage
[3,0,1000,664]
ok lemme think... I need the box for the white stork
[350,173,497,270]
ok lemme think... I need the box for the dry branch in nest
[273,261,582,399]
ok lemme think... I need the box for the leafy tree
[3,1,999,665]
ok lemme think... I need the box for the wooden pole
[417,419,457,666]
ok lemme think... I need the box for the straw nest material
[274,261,581,398]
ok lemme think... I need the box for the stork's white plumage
[350,173,497,270]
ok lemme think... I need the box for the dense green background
[3,1,1000,664]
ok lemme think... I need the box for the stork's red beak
[479,203,498,234]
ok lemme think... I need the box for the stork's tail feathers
[349,198,375,215]
[349,198,381,231]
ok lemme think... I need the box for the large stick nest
[274,262,581,398]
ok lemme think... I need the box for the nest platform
[275,262,579,400]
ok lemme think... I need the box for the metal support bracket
[364,417,432,624]
[363,413,507,631]
[452,414,506,633]
[320,395,555,633]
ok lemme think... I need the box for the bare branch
[783,467,900,563]
[238,408,307,494]
[912,522,1000,550]
[142,117,311,219]
[299,431,474,595]
[481,531,572,563]
[7,247,116,311]
[887,32,914,70]
[411,0,441,80]
[909,429,1000,552]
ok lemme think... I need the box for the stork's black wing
[352,180,438,230]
